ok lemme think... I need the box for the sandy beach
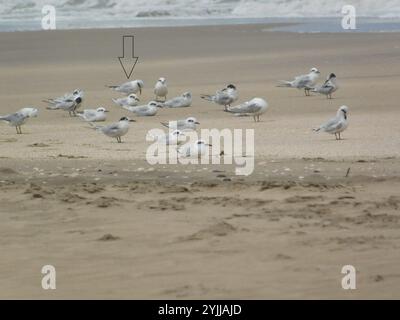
[1,24,400,299]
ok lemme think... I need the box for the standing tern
[312,73,339,99]
[92,116,135,143]
[314,105,349,140]
[77,107,108,122]
[201,84,238,110]
[278,68,321,96]
[0,107,38,134]
[154,77,168,102]
[112,94,140,107]
[161,92,192,108]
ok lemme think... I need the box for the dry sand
[0,24,400,299]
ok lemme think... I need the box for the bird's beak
[104,110,110,113]
[129,119,136,122]
[157,103,164,108]
[195,121,200,124]
[206,144,212,147]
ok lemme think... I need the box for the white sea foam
[1,0,400,31]
[1,0,400,19]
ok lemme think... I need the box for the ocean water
[1,0,400,32]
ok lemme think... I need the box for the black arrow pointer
[118,36,139,79]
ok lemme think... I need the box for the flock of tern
[0,69,348,156]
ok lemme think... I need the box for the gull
[92,116,135,143]
[107,80,144,95]
[77,107,108,122]
[46,89,84,102]
[314,105,349,140]
[151,130,186,146]
[178,140,212,159]
[0,107,38,134]
[277,68,321,96]
[201,84,238,110]
[161,92,192,108]
[226,98,269,122]
[312,73,339,99]
[161,117,200,131]
[112,94,140,107]
[122,101,163,116]
[154,77,168,102]
[44,95,83,116]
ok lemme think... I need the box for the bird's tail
[276,81,292,88]
[160,122,169,128]
[111,98,119,105]
[106,85,118,89]
[313,127,321,132]
[200,94,213,102]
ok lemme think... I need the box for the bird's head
[74,96,83,104]
[310,67,320,74]
[187,117,200,125]
[129,94,140,102]
[120,116,135,122]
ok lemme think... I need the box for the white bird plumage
[44,89,84,116]
[0,107,39,134]
[312,73,339,99]
[161,117,200,131]
[178,139,211,159]
[201,84,238,110]
[107,80,144,95]
[154,77,168,102]
[314,105,349,140]
[112,94,140,107]
[92,116,134,143]
[226,97,269,122]
[278,68,321,96]
[77,107,108,122]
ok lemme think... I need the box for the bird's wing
[83,110,96,117]
[321,117,341,132]
[104,123,121,133]
[295,75,312,87]
[228,101,261,114]
[164,96,181,106]
[118,82,133,91]
[130,105,148,113]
